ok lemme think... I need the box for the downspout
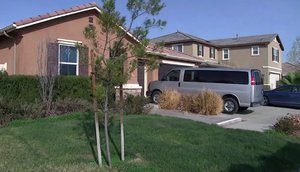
[3,31,17,74]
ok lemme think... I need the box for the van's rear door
[251,70,264,105]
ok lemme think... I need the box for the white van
[146,68,264,114]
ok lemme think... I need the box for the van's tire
[263,96,269,106]
[238,107,248,111]
[151,91,161,104]
[223,97,239,114]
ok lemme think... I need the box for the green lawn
[0,113,300,172]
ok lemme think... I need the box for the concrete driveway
[222,106,300,131]
[150,105,300,132]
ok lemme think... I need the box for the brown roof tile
[12,2,99,27]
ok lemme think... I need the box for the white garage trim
[262,66,282,71]
[160,60,195,67]
[269,70,281,75]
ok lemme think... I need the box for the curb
[216,117,243,126]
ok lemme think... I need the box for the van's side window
[184,70,249,84]
[166,70,180,81]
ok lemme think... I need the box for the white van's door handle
[178,82,181,87]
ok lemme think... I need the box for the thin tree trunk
[91,52,102,166]
[104,86,112,168]
[119,84,125,161]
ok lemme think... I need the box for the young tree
[83,0,166,168]
[36,40,55,116]
[288,36,300,65]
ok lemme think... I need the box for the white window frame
[171,44,184,53]
[197,44,203,57]
[0,62,7,71]
[251,46,260,56]
[210,47,215,59]
[272,47,279,63]
[58,43,79,76]
[222,48,230,60]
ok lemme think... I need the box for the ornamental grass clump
[192,90,223,115]
[159,90,181,110]
[179,94,193,112]
[274,113,300,137]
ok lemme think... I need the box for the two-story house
[151,31,284,89]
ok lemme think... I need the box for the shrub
[159,90,181,110]
[179,94,193,112]
[124,94,151,115]
[192,90,223,115]
[0,75,40,103]
[274,114,300,136]
[47,98,92,116]
[54,76,92,101]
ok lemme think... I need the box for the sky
[0,0,299,61]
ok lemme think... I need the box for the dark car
[263,84,300,108]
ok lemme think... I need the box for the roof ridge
[209,33,278,41]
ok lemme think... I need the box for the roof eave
[0,24,17,37]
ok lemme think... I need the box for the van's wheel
[223,97,239,114]
[263,96,269,106]
[151,91,161,104]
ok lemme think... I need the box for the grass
[0,113,300,172]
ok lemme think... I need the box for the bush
[54,76,92,101]
[179,94,193,112]
[159,90,181,110]
[274,114,300,136]
[191,90,223,115]
[0,75,92,103]
[124,94,151,115]
[0,97,92,126]
[0,75,40,103]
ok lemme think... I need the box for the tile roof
[12,2,99,27]
[151,31,213,45]
[151,32,284,50]
[209,34,277,46]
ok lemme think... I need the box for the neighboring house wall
[217,45,268,69]
[166,42,218,63]
[0,37,14,74]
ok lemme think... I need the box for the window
[166,70,180,81]
[183,70,249,85]
[197,44,204,57]
[275,85,292,92]
[210,47,215,59]
[172,44,183,53]
[251,46,259,56]
[222,48,229,60]
[59,44,79,75]
[272,47,279,62]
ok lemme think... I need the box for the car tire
[223,97,239,114]
[238,107,248,111]
[263,96,269,106]
[151,91,161,104]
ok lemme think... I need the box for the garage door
[158,64,192,80]
[269,73,280,89]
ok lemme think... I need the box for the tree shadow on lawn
[81,114,121,166]
[228,142,300,172]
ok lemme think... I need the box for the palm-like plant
[280,72,300,85]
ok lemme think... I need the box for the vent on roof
[89,17,93,23]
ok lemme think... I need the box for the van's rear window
[184,70,249,85]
